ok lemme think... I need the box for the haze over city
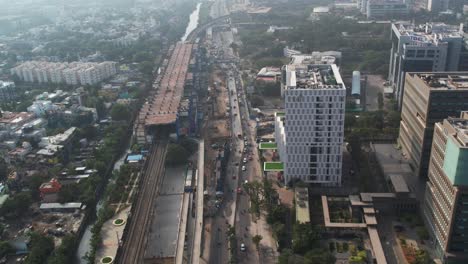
[0,0,467,264]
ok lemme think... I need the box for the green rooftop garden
[264,162,284,171]
[259,142,277,150]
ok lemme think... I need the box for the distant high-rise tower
[423,111,468,263]
[388,22,463,109]
[399,72,468,179]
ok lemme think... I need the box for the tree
[255,80,281,97]
[80,125,98,140]
[58,184,80,203]
[0,159,7,182]
[0,192,32,218]
[47,234,76,264]
[165,144,190,166]
[25,232,54,264]
[250,95,265,107]
[304,248,336,264]
[278,248,304,264]
[110,103,131,121]
[27,175,46,200]
[292,223,321,254]
[252,235,263,251]
[0,241,13,259]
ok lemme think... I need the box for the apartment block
[414,0,449,12]
[276,64,346,186]
[423,112,468,263]
[388,22,464,108]
[358,0,408,18]
[0,81,16,103]
[11,61,117,85]
[399,72,468,179]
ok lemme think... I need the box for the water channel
[181,2,201,41]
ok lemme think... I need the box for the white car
[240,243,246,252]
[243,158,247,163]
[242,166,246,171]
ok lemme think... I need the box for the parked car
[242,166,246,171]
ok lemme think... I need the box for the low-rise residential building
[256,67,281,82]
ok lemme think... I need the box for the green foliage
[108,165,134,203]
[292,223,320,254]
[58,184,80,203]
[255,58,285,69]
[250,95,265,107]
[255,80,281,97]
[349,250,367,263]
[278,248,305,264]
[0,241,14,259]
[85,203,114,264]
[166,144,190,166]
[0,192,32,218]
[47,234,76,264]
[414,249,432,264]
[27,175,46,200]
[110,103,131,122]
[416,226,430,241]
[252,235,263,251]
[0,159,8,182]
[79,125,98,140]
[304,248,336,264]
[25,232,54,264]
[179,138,198,154]
[343,242,349,252]
[378,92,384,110]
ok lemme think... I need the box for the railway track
[118,138,168,264]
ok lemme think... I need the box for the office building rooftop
[284,64,344,90]
[394,22,463,46]
[445,118,468,147]
[415,72,468,90]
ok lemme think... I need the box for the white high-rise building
[275,64,346,186]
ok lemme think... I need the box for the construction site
[117,40,205,264]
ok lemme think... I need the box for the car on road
[243,158,247,163]
[232,175,236,179]
[242,165,246,171]
[249,156,253,161]
[240,243,246,252]
[237,187,242,194]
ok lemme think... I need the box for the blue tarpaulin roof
[127,154,143,162]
